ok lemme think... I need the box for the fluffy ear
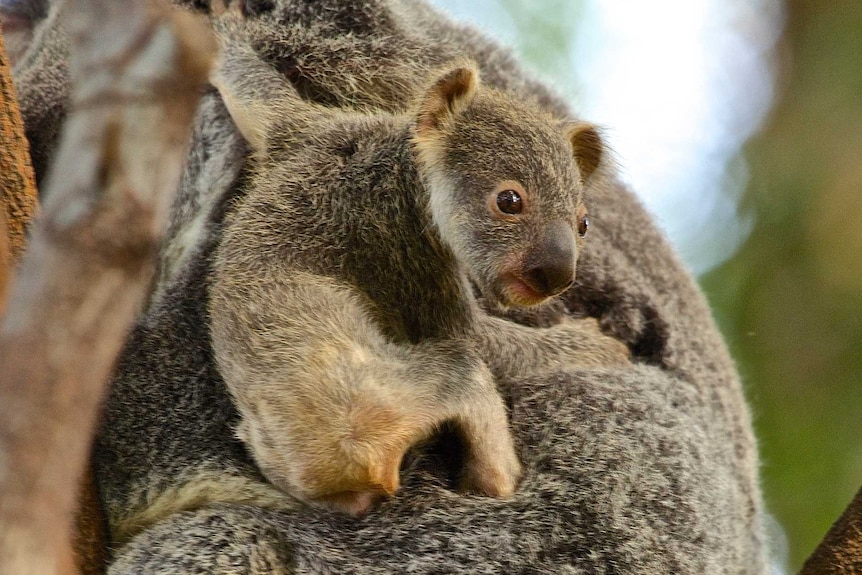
[415,65,479,136]
[565,122,604,182]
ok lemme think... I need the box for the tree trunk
[0,1,214,573]
[0,26,38,309]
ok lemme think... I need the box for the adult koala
[8,0,768,573]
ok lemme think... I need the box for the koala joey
[209,43,629,517]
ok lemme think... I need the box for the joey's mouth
[499,273,551,307]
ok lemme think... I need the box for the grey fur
[10,0,767,572]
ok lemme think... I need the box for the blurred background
[430,0,861,572]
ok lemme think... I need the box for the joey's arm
[474,314,630,382]
[209,39,291,151]
[212,17,339,153]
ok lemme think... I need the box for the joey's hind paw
[459,446,523,498]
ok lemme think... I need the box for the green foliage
[702,2,862,569]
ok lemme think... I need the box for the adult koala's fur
[10,0,768,573]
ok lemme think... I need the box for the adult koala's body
[9,0,768,573]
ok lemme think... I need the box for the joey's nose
[523,221,576,297]
[523,261,574,297]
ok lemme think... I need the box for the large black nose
[523,221,576,297]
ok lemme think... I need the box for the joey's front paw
[459,443,523,498]
[559,317,631,367]
[590,329,631,366]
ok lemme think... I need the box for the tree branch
[800,486,862,575]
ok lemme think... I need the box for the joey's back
[219,116,471,342]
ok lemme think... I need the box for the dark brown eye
[577,214,590,237]
[496,189,523,215]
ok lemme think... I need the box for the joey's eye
[496,189,523,215]
[577,214,590,237]
[576,204,590,237]
[489,181,527,218]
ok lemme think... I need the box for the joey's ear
[415,65,479,136]
[565,122,604,182]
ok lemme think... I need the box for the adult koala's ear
[565,122,604,182]
[414,63,479,137]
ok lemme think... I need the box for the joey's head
[411,63,603,309]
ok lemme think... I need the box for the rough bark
[0,210,9,311]
[0,1,214,574]
[800,487,862,575]
[0,26,38,310]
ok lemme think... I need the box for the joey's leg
[210,271,519,513]
[402,341,523,498]
[474,314,631,382]
[210,270,424,512]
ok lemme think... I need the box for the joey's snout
[522,221,577,298]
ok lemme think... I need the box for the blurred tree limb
[0,0,214,574]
